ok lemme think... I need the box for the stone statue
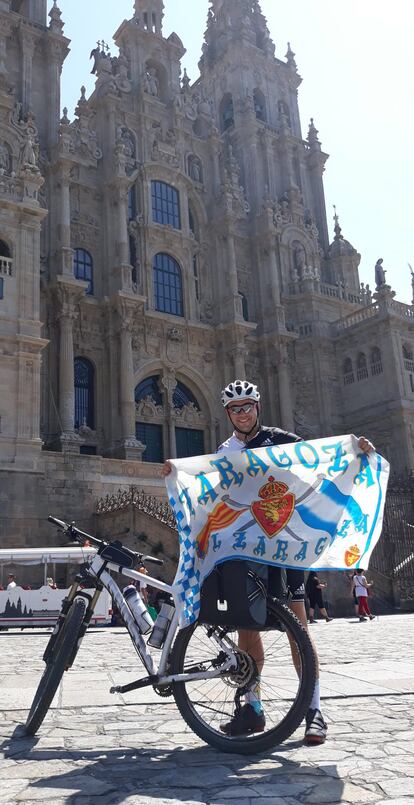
[360,282,366,304]
[293,242,306,274]
[21,133,38,169]
[190,158,201,182]
[144,68,159,97]
[375,258,387,288]
[0,141,10,173]
[90,47,101,75]
[365,284,372,305]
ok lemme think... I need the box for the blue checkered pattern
[170,496,201,627]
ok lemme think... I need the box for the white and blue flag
[166,434,389,627]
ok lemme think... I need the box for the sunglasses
[227,403,256,415]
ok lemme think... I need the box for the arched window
[253,88,266,122]
[0,239,11,258]
[343,357,354,386]
[153,253,183,316]
[173,381,201,410]
[74,358,94,429]
[135,375,164,463]
[151,181,181,229]
[73,249,93,295]
[370,347,383,376]
[241,294,249,322]
[135,375,163,407]
[128,185,137,221]
[173,382,204,458]
[356,352,368,381]
[220,94,234,132]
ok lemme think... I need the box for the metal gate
[370,478,414,609]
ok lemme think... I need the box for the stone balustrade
[0,256,12,276]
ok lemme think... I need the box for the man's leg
[220,629,265,735]
[286,570,327,745]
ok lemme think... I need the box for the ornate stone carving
[96,486,177,531]
[135,396,164,419]
[173,402,205,426]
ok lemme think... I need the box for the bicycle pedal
[110,686,122,694]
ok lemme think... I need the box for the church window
[151,181,181,229]
[0,239,12,279]
[403,343,414,371]
[253,88,266,122]
[153,253,183,317]
[173,381,200,411]
[135,375,163,407]
[136,422,164,463]
[343,357,354,385]
[74,358,94,429]
[176,427,204,459]
[128,185,137,221]
[370,347,383,376]
[220,94,234,132]
[356,352,368,381]
[129,234,138,284]
[73,249,93,295]
[241,293,249,321]
[193,255,200,301]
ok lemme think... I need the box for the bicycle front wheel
[25,597,87,736]
[171,598,316,754]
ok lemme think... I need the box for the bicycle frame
[84,553,238,690]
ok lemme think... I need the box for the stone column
[19,30,36,113]
[58,311,75,434]
[119,324,136,442]
[278,343,294,432]
[116,299,145,460]
[233,346,246,380]
[58,164,74,275]
[161,370,178,459]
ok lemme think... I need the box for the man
[162,378,374,744]
[7,573,17,590]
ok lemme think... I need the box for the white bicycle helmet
[221,379,260,408]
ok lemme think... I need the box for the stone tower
[0,0,68,467]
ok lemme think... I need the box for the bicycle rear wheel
[25,597,87,736]
[171,598,316,754]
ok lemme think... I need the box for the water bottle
[147,602,175,649]
[123,585,153,635]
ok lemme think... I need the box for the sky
[57,0,414,304]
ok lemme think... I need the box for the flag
[166,434,389,627]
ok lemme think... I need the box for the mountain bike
[25,516,316,755]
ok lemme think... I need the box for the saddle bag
[198,559,268,629]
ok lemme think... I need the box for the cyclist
[162,378,374,745]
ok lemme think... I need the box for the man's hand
[160,461,173,478]
[358,436,375,454]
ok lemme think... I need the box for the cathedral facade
[0,0,413,547]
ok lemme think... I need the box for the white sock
[310,679,320,711]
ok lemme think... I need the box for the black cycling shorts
[268,567,305,602]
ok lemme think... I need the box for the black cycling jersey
[245,426,302,450]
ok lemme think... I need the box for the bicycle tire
[171,598,316,754]
[25,598,87,736]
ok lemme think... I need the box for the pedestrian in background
[353,569,375,621]
[7,574,16,590]
[305,571,333,623]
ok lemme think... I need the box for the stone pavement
[1,613,414,805]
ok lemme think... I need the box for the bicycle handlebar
[47,515,164,567]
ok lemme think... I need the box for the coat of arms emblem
[250,476,295,538]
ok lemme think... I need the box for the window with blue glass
[74,357,94,429]
[151,181,181,229]
[74,249,93,295]
[136,422,164,463]
[153,253,183,317]
[173,381,200,410]
[175,427,204,459]
[128,185,137,221]
[135,375,164,407]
